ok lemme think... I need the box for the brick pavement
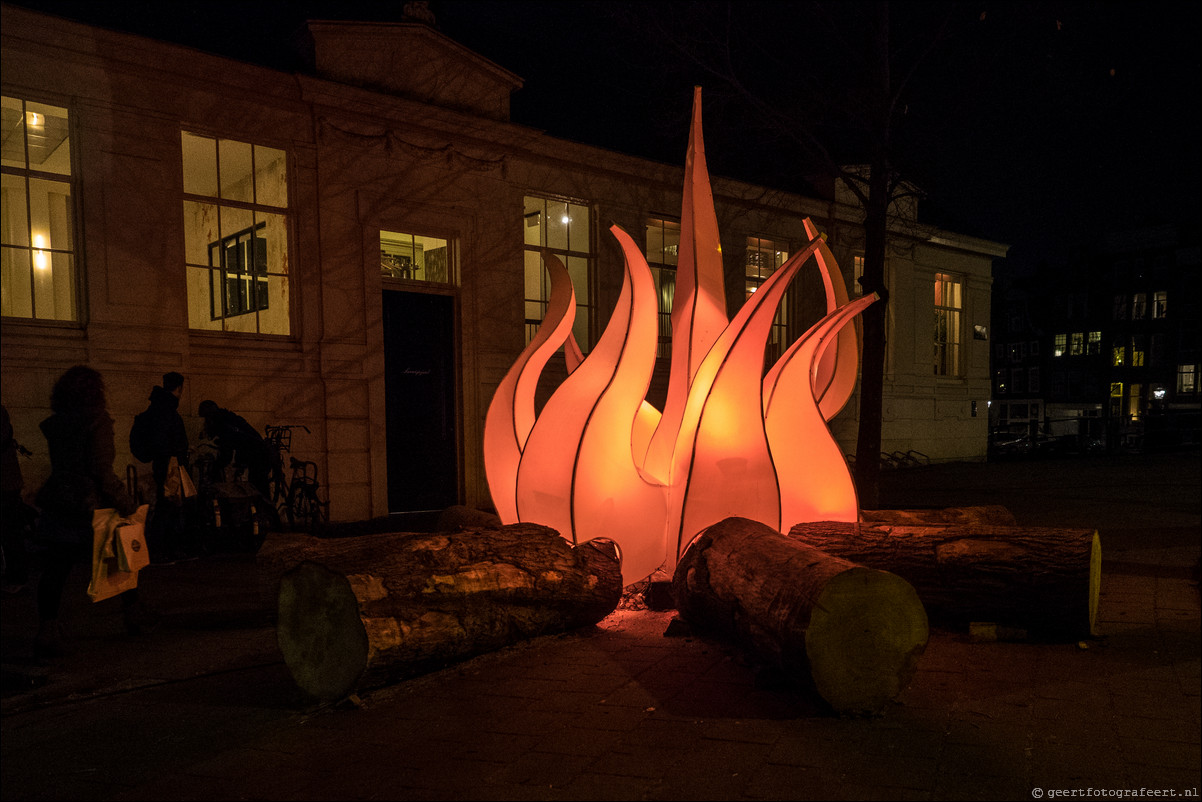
[2,451,1198,801]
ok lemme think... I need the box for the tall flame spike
[643,87,728,483]
[483,88,878,586]
[515,226,667,585]
[666,238,825,563]
[483,252,576,523]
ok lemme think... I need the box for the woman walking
[34,365,156,658]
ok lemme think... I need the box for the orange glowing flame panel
[484,87,876,585]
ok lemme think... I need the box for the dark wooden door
[382,290,458,512]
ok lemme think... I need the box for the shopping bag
[163,457,183,503]
[179,463,197,499]
[114,517,151,573]
[87,505,149,603]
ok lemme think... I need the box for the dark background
[8,0,1200,274]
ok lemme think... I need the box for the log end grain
[805,566,929,715]
[277,561,370,702]
[1088,530,1101,637]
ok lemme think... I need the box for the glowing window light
[33,234,49,270]
[485,88,875,585]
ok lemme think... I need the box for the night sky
[8,0,1201,274]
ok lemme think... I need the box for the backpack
[129,409,155,463]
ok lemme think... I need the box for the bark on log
[859,505,1017,526]
[786,521,1101,639]
[673,517,928,716]
[268,524,623,702]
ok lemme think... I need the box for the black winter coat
[143,385,189,485]
[37,408,135,539]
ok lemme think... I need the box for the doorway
[382,290,458,512]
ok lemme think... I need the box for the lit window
[1131,293,1147,320]
[1087,331,1101,355]
[746,236,790,365]
[1177,364,1197,394]
[934,273,962,376]
[381,231,451,283]
[1128,383,1142,420]
[1053,334,1066,357]
[1152,291,1167,319]
[1,96,78,321]
[994,370,1007,393]
[523,196,592,348]
[645,218,680,357]
[1130,335,1145,367]
[182,132,290,334]
[1070,332,1084,356]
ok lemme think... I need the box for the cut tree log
[859,505,1017,526]
[672,517,928,716]
[786,520,1101,639]
[267,524,622,702]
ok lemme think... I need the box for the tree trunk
[859,505,1017,526]
[787,521,1101,639]
[672,517,928,715]
[265,524,623,702]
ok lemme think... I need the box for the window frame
[745,235,791,366]
[0,94,82,324]
[181,130,292,337]
[933,272,964,377]
[644,217,680,358]
[522,194,595,349]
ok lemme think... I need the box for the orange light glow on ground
[484,88,877,585]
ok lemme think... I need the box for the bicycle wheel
[294,490,322,533]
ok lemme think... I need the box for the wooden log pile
[672,517,929,716]
[787,519,1101,639]
[263,524,623,702]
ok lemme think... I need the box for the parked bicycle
[264,424,329,531]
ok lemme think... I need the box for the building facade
[1,5,1006,523]
[990,223,1201,453]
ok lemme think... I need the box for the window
[1112,338,1126,367]
[1,96,77,321]
[182,132,290,334]
[1131,293,1147,320]
[746,236,790,364]
[1070,332,1084,356]
[523,196,592,348]
[853,255,865,293]
[1029,367,1040,393]
[994,370,1007,393]
[1130,335,1146,367]
[1009,343,1023,362]
[1011,368,1027,394]
[1087,331,1101,355]
[645,218,679,357]
[1128,383,1142,420]
[1150,333,1165,366]
[1053,334,1067,357]
[1152,291,1167,319]
[1112,294,1127,320]
[381,231,451,283]
[1178,364,1197,395]
[933,273,962,376]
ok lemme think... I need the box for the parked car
[988,431,1033,458]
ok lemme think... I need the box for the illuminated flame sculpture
[485,88,877,586]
